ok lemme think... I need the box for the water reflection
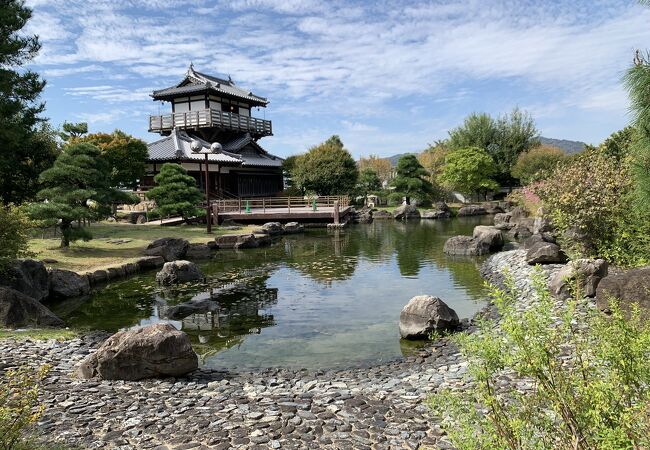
[48,217,492,369]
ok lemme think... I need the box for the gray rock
[214,234,240,249]
[422,210,451,219]
[352,207,373,224]
[257,222,284,236]
[135,256,165,271]
[144,237,189,262]
[457,205,487,216]
[472,225,504,251]
[0,259,49,302]
[0,287,64,328]
[284,222,304,234]
[399,295,459,339]
[443,236,490,256]
[508,221,534,240]
[596,266,650,320]
[393,204,420,220]
[76,323,198,380]
[485,204,505,214]
[48,269,90,299]
[526,242,566,265]
[234,234,259,249]
[87,269,108,286]
[372,210,393,220]
[185,243,211,259]
[549,259,608,300]
[493,213,512,230]
[155,260,204,285]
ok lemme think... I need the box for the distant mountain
[385,137,587,165]
[387,153,415,167]
[539,137,587,154]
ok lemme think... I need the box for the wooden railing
[149,108,272,136]
[212,196,349,214]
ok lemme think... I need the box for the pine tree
[0,0,58,204]
[29,143,130,247]
[146,164,204,221]
[624,45,650,206]
[390,155,434,204]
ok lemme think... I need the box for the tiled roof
[147,130,243,164]
[147,130,283,168]
[151,65,268,106]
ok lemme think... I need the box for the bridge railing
[212,195,349,213]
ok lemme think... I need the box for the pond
[47,217,493,370]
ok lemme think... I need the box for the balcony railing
[148,108,272,137]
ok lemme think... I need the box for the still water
[47,218,492,369]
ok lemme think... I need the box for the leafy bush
[431,272,650,449]
[506,185,543,216]
[0,206,33,270]
[511,145,566,184]
[533,149,637,262]
[439,146,499,197]
[0,365,50,450]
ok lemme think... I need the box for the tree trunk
[60,221,71,248]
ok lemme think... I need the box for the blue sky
[25,0,650,159]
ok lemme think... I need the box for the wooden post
[239,197,242,213]
[333,200,340,225]
[212,204,219,226]
[263,198,266,213]
[288,197,291,213]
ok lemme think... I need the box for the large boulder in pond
[0,259,49,302]
[393,204,421,220]
[399,295,459,339]
[457,205,487,217]
[443,235,490,256]
[156,260,203,285]
[185,243,211,260]
[373,210,393,220]
[234,234,260,249]
[144,237,189,262]
[256,222,284,236]
[0,287,64,328]
[596,266,650,320]
[283,222,304,234]
[76,323,198,380]
[526,242,566,265]
[472,225,504,252]
[549,259,608,300]
[48,269,90,299]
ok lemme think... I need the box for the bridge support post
[334,200,340,225]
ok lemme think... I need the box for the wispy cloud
[24,0,650,155]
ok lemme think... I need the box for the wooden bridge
[212,195,351,224]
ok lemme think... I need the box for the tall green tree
[292,136,358,195]
[146,164,203,222]
[29,143,132,247]
[0,0,58,204]
[77,130,148,189]
[624,42,650,206]
[439,147,499,199]
[357,168,382,197]
[59,121,88,142]
[447,109,539,187]
[390,154,434,204]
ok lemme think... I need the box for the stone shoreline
[1,250,558,450]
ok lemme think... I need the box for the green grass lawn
[28,222,256,273]
[0,328,79,341]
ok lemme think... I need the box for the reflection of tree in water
[156,272,279,358]
[281,231,359,285]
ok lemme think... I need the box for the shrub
[390,155,434,204]
[533,149,635,262]
[511,145,566,184]
[0,365,50,450]
[387,191,405,206]
[506,184,543,216]
[0,206,33,270]
[431,272,650,449]
[439,146,499,198]
[146,163,204,222]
